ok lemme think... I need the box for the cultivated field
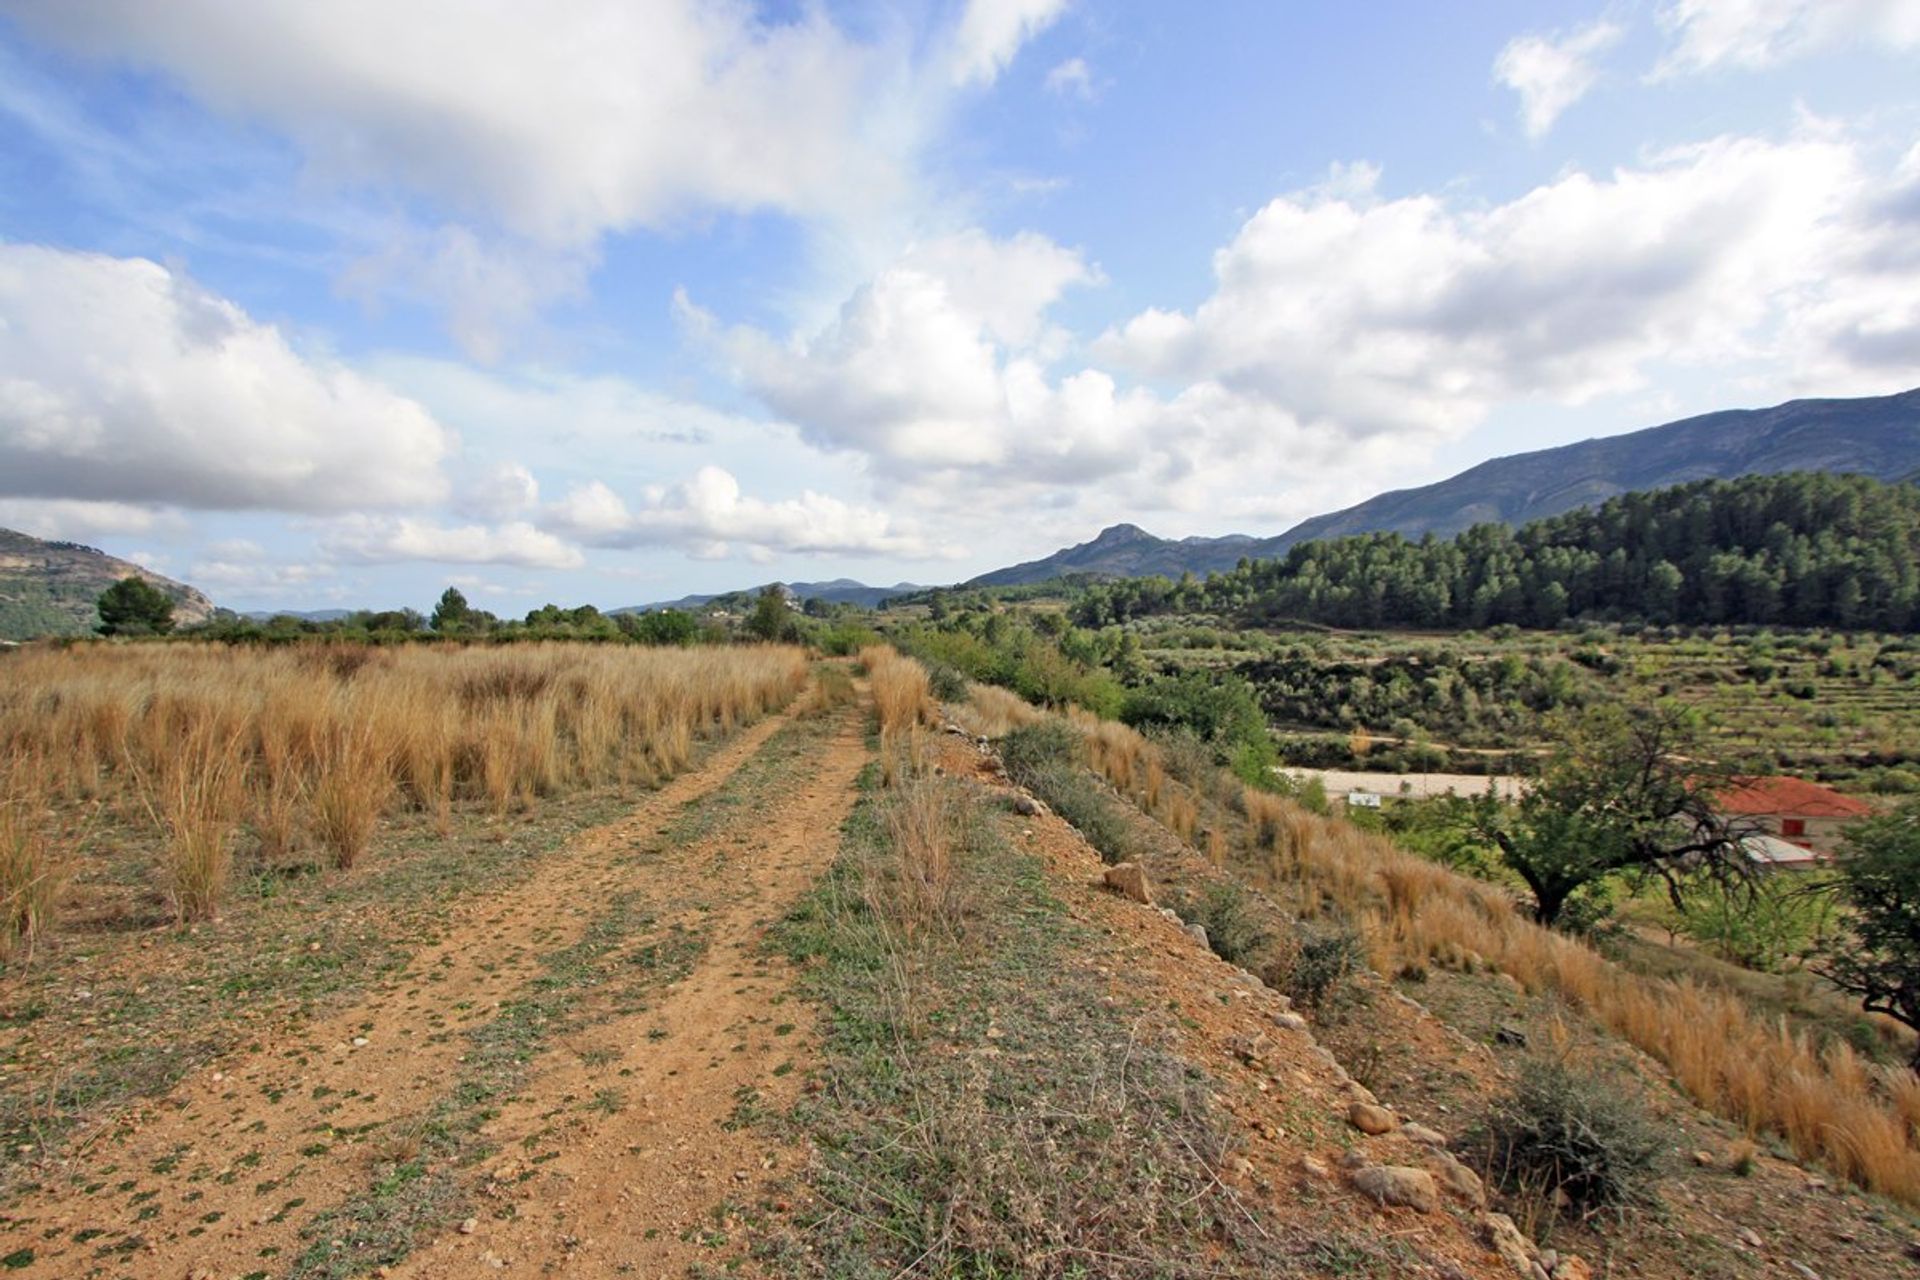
[1132,619,1920,787]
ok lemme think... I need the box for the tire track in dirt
[5,706,801,1280]
[385,699,870,1279]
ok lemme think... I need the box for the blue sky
[1,0,1917,612]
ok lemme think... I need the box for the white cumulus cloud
[546,468,948,560]
[1494,22,1622,138]
[0,244,452,512]
[1654,0,1920,76]
[322,517,584,570]
[1099,133,1919,445]
[949,0,1071,87]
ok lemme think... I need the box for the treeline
[178,586,879,653]
[1074,473,1920,632]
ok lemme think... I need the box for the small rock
[1736,1226,1763,1250]
[351,1036,369,1047]
[1432,1153,1486,1208]
[1691,1149,1715,1167]
[1482,1211,1537,1277]
[1401,1122,1447,1146]
[1551,1261,1593,1280]
[1272,993,1293,1011]
[1538,1249,1558,1272]
[1349,1164,1437,1213]
[1011,794,1041,817]
[1226,1032,1272,1065]
[459,1217,479,1235]
[1101,862,1153,905]
[1494,1025,1528,1047]
[1348,1102,1396,1135]
[1785,1263,1819,1280]
[1227,1156,1255,1179]
[1186,922,1210,948]
[1272,1011,1309,1032]
[1299,1156,1331,1179]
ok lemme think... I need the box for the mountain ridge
[959,385,1920,590]
[0,528,218,640]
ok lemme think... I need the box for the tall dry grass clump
[1,642,808,921]
[948,682,1044,738]
[308,720,395,869]
[146,723,249,921]
[0,761,66,961]
[862,646,935,786]
[880,778,966,945]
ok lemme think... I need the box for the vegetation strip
[766,766,1289,1278]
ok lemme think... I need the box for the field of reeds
[951,680,1920,1209]
[0,642,807,949]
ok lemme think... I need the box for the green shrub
[1027,763,1133,864]
[1190,881,1269,966]
[924,661,969,702]
[1473,1058,1662,1218]
[1275,925,1364,1011]
[999,720,1084,786]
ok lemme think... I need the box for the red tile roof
[1714,775,1873,819]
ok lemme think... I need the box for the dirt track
[9,694,867,1279]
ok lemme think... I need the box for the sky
[1,0,1917,613]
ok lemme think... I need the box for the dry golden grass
[862,646,937,787]
[1,642,808,923]
[948,683,1045,738]
[0,761,65,960]
[966,679,1920,1207]
[1223,778,1920,1205]
[881,777,965,945]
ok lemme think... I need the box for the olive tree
[1820,800,1920,1071]
[1469,702,1750,927]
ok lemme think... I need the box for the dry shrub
[0,762,66,961]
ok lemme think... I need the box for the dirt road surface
[8,694,867,1280]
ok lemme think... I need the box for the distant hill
[239,609,355,623]
[963,523,1258,588]
[1078,471,1920,632]
[0,528,217,640]
[620,578,925,614]
[1276,387,1920,549]
[953,386,1920,591]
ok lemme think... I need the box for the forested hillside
[1075,473,1920,632]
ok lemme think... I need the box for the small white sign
[1347,791,1383,808]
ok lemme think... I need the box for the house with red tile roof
[1712,776,1873,858]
